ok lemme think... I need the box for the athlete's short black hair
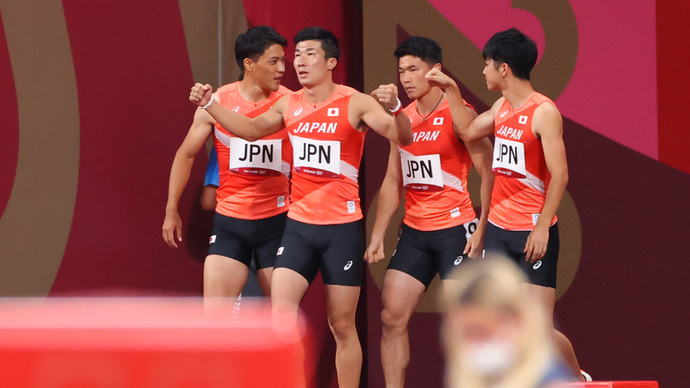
[293,26,340,60]
[482,28,537,80]
[394,36,442,66]
[235,26,287,78]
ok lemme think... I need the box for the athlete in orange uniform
[437,28,585,380]
[364,37,494,388]
[189,27,413,388]
[163,26,290,299]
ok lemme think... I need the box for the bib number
[292,136,341,178]
[401,153,443,191]
[492,137,526,178]
[230,138,282,176]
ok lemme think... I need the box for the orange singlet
[399,99,477,231]
[283,85,366,225]
[213,82,292,220]
[489,92,558,230]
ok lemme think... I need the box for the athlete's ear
[327,57,337,71]
[243,58,253,74]
[500,62,509,77]
[433,63,442,71]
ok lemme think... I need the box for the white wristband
[389,98,402,114]
[201,96,214,110]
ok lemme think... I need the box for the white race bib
[229,138,283,176]
[492,137,526,178]
[401,153,443,191]
[292,136,341,178]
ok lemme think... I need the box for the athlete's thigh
[271,267,310,307]
[387,224,437,288]
[203,254,250,297]
[325,283,361,325]
[381,269,426,320]
[319,221,364,287]
[523,282,556,321]
[274,218,320,284]
[207,213,253,266]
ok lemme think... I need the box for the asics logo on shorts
[454,256,463,266]
[209,235,217,244]
[344,260,353,271]
[277,247,284,255]
[532,260,542,270]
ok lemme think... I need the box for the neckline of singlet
[506,91,538,112]
[233,84,275,109]
[299,85,343,110]
[414,95,446,121]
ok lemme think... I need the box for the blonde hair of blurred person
[441,257,575,388]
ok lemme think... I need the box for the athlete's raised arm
[524,102,569,262]
[162,103,215,248]
[189,83,286,141]
[425,69,497,142]
[365,142,404,264]
[351,86,413,146]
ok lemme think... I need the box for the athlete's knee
[380,305,411,334]
[328,314,357,340]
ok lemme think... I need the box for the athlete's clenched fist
[424,68,456,90]
[189,83,213,107]
[370,83,399,111]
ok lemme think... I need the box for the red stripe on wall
[51,0,206,294]
[657,1,690,174]
[0,12,19,219]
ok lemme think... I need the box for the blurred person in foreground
[441,256,577,388]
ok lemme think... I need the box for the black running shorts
[388,220,478,288]
[484,222,559,288]
[207,212,287,270]
[275,218,363,286]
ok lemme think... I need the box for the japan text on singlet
[283,85,366,225]
[489,92,558,230]
[213,82,292,220]
[398,99,476,231]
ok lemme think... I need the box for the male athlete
[434,28,585,379]
[364,36,494,388]
[189,26,413,388]
[163,26,290,299]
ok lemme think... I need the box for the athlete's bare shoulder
[533,99,563,138]
[490,97,506,115]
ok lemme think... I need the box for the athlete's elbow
[399,134,413,146]
[397,127,413,146]
[554,170,569,187]
[457,131,476,143]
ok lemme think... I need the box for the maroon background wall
[0,0,689,387]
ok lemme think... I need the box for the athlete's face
[248,44,286,92]
[398,55,437,100]
[482,59,504,91]
[294,40,336,87]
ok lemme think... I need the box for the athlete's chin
[298,78,315,88]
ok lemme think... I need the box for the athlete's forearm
[370,178,402,240]
[203,102,277,142]
[444,83,474,137]
[477,172,493,229]
[390,112,413,146]
[165,151,195,214]
[536,172,568,230]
